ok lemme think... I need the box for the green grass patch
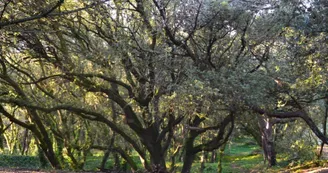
[0,155,40,169]
[83,154,144,171]
[1,138,301,173]
[83,156,108,170]
[225,144,259,155]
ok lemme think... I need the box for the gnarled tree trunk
[258,114,276,166]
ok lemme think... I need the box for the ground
[1,138,328,172]
[0,168,108,173]
[1,167,328,173]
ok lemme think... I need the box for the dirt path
[299,168,328,173]
[278,167,328,173]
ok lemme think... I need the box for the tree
[2,0,328,172]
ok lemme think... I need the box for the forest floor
[1,138,328,172]
[1,167,328,173]
[220,138,328,173]
[0,168,110,173]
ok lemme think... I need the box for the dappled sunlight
[1,0,328,172]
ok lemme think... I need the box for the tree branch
[0,0,64,28]
[69,73,135,98]
[251,105,328,144]
[0,97,148,163]
[0,0,11,22]
[193,112,234,152]
[0,0,110,28]
[0,105,32,130]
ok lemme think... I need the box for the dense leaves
[1,0,328,172]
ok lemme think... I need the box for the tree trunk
[114,147,138,172]
[54,137,65,168]
[101,99,118,170]
[181,112,234,173]
[29,109,62,169]
[181,135,197,173]
[181,125,200,173]
[210,150,216,163]
[318,101,328,159]
[21,129,29,155]
[169,145,182,172]
[181,153,196,173]
[100,149,110,171]
[258,114,276,166]
[38,145,49,168]
[0,116,4,150]
[149,147,167,172]
[200,151,206,173]
[0,106,60,168]
[217,143,226,173]
[38,135,61,169]
[114,153,120,169]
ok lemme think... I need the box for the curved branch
[0,59,6,74]
[20,74,63,85]
[69,73,135,98]
[0,0,64,28]
[0,0,110,28]
[193,112,234,152]
[0,0,11,20]
[7,64,58,100]
[251,106,328,144]
[0,97,148,164]
[21,72,135,99]
[0,105,32,130]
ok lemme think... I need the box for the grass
[221,140,263,173]
[0,138,319,172]
[177,138,265,173]
[83,156,108,170]
[0,142,265,172]
[83,154,144,171]
[0,155,40,169]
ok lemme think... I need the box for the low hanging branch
[193,112,234,153]
[251,105,328,144]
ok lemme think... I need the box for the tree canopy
[1,0,328,172]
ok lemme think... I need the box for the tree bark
[0,105,61,169]
[181,153,196,173]
[258,114,276,166]
[181,111,234,173]
[200,151,207,173]
[217,143,226,173]
[30,110,61,169]
[100,100,117,171]
[146,139,167,172]
[21,129,29,155]
[318,101,328,159]
[210,150,217,163]
[169,145,182,172]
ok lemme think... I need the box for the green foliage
[83,156,111,171]
[0,155,40,169]
[1,0,328,172]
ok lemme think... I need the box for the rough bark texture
[318,102,328,159]
[181,112,234,173]
[258,114,276,166]
[217,143,226,173]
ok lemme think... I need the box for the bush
[0,155,40,169]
